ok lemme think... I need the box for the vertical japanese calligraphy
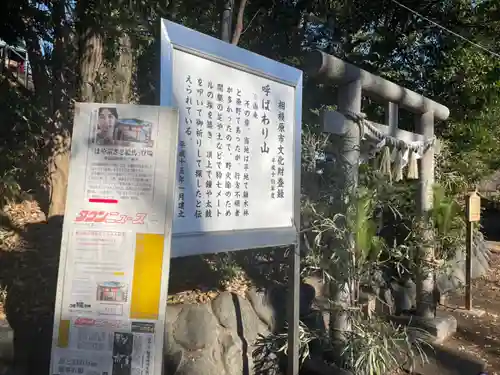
[276,99,286,200]
[194,76,204,219]
[172,49,295,234]
[177,140,186,218]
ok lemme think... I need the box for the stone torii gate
[305,51,450,322]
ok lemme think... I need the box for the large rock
[436,231,491,294]
[0,320,13,361]
[165,283,323,375]
[166,289,277,375]
[0,284,321,375]
[302,232,492,316]
[173,304,219,350]
[386,231,492,311]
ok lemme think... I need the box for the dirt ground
[439,245,500,375]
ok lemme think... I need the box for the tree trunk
[46,18,137,217]
[113,33,133,104]
[46,3,104,217]
[79,31,104,103]
[231,0,248,45]
[46,0,74,218]
[23,30,49,98]
[220,0,234,42]
[47,134,71,218]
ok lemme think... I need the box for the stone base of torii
[305,51,457,343]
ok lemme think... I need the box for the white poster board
[160,19,302,257]
[50,103,179,375]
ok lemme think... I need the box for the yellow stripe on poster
[58,319,70,348]
[130,233,165,320]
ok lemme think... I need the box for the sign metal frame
[160,19,302,257]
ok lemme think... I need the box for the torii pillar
[305,51,450,320]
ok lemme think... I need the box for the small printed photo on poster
[113,118,154,147]
[92,106,154,148]
[131,322,155,334]
[96,281,128,303]
[94,107,118,146]
[112,332,134,375]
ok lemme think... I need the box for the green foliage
[432,184,464,260]
[440,103,500,190]
[0,77,46,203]
[253,320,317,371]
[1,0,499,373]
[0,285,6,306]
[300,165,432,374]
[205,253,244,286]
[305,186,389,288]
[432,48,500,116]
[339,314,430,375]
[354,187,382,264]
[0,0,499,201]
[0,170,22,206]
[253,312,431,375]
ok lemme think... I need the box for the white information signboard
[50,103,179,375]
[160,19,302,257]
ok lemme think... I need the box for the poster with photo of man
[112,332,134,375]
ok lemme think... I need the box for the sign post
[50,103,179,375]
[160,20,302,375]
[465,191,481,310]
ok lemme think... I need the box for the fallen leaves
[441,250,500,373]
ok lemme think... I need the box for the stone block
[359,292,376,319]
[388,311,457,344]
[301,357,353,375]
[390,280,416,313]
[173,304,219,350]
[376,288,395,315]
[245,287,276,330]
[212,291,269,344]
[0,324,13,362]
[175,352,222,375]
[451,307,486,318]
[0,283,308,375]
[401,341,487,375]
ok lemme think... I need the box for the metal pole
[287,80,303,374]
[464,191,480,310]
[465,220,473,310]
[287,242,300,375]
[220,0,234,42]
[415,111,436,318]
